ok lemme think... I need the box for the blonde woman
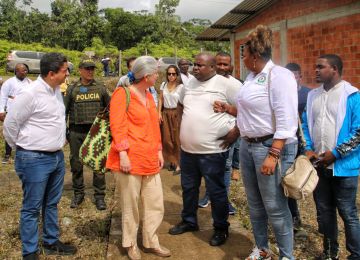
[158,65,183,175]
[106,56,171,260]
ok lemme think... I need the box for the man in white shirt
[178,58,194,86]
[3,53,77,259]
[169,53,240,247]
[0,63,32,163]
[198,52,242,216]
[302,54,360,259]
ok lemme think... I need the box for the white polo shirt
[179,74,240,154]
[237,60,298,143]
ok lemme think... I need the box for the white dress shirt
[160,83,184,109]
[179,74,240,154]
[3,77,66,151]
[237,60,298,143]
[0,76,32,113]
[312,82,343,168]
[180,73,195,86]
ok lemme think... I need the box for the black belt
[243,134,274,143]
[16,146,60,154]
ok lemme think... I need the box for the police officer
[64,59,110,210]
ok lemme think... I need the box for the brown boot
[231,169,240,181]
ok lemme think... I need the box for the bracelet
[268,147,281,160]
[270,147,281,154]
[268,153,279,161]
[268,151,280,160]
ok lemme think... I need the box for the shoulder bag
[79,87,130,173]
[267,67,318,200]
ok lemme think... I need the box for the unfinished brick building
[197,0,360,88]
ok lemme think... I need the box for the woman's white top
[161,82,184,109]
[236,60,298,143]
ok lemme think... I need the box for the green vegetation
[0,0,229,75]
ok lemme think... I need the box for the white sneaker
[245,246,272,260]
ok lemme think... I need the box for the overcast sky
[29,0,241,22]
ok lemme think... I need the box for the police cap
[79,59,96,68]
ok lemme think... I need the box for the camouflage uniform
[64,78,110,208]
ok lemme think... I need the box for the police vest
[68,83,105,125]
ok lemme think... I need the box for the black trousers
[5,141,12,156]
[69,129,106,199]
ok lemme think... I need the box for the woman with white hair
[106,56,170,260]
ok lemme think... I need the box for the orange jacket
[106,87,162,175]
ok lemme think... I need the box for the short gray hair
[131,56,158,83]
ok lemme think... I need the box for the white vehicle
[6,50,74,74]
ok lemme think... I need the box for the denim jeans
[225,138,240,195]
[313,168,360,259]
[180,150,229,230]
[15,148,65,256]
[239,138,297,260]
[202,138,240,206]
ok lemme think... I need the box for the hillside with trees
[0,0,228,73]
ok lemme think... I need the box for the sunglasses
[167,73,177,76]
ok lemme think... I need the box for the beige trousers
[117,173,164,248]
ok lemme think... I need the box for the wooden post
[118,51,122,76]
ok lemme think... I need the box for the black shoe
[169,221,199,235]
[173,169,181,176]
[43,240,77,255]
[2,155,10,164]
[209,229,228,246]
[23,252,39,260]
[70,195,84,208]
[95,198,107,210]
[167,163,175,171]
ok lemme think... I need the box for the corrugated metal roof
[196,0,276,41]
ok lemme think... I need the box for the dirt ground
[0,126,359,259]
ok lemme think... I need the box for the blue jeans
[239,138,297,260]
[15,149,65,256]
[225,138,240,195]
[313,168,360,259]
[180,150,229,230]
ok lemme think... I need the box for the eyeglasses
[84,67,95,71]
[167,73,177,76]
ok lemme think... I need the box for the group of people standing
[1,23,359,260]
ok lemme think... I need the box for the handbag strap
[99,86,131,115]
[122,86,131,111]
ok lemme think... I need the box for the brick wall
[233,0,360,88]
[287,14,360,87]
